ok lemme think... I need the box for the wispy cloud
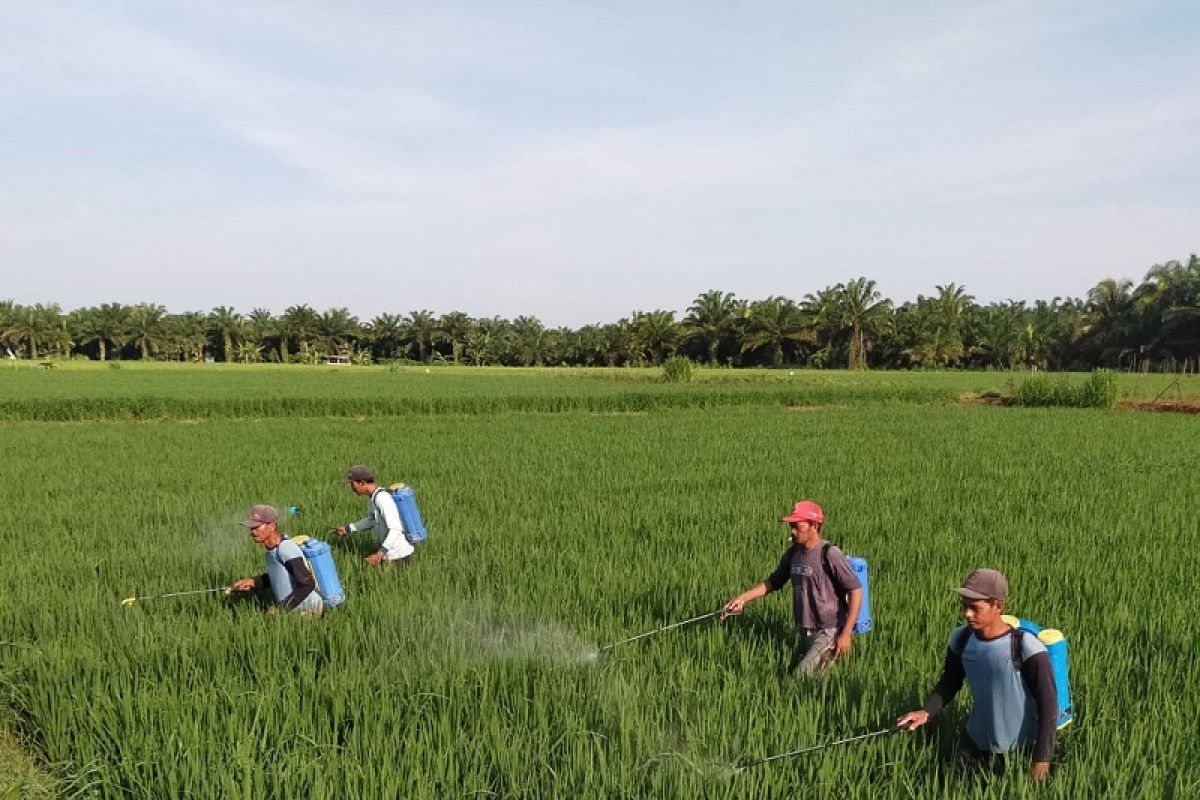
[1,2,1197,321]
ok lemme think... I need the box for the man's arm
[724,550,792,618]
[230,573,268,593]
[923,646,966,716]
[1021,651,1058,768]
[279,557,316,610]
[722,581,770,618]
[346,512,375,534]
[834,588,864,657]
[898,645,966,730]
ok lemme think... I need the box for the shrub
[1014,369,1117,409]
[661,356,694,383]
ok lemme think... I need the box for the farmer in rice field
[721,501,863,676]
[333,464,415,567]
[228,504,324,616]
[896,569,1057,781]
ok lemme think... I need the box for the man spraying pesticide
[723,501,865,676]
[227,505,325,617]
[333,464,420,568]
[896,569,1058,781]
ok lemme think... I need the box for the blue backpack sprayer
[387,483,428,543]
[821,543,873,634]
[288,507,346,608]
[1000,615,1074,728]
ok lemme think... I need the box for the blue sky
[2,1,1197,325]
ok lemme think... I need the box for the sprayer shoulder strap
[952,627,1025,672]
[1010,628,1025,671]
[953,626,973,656]
[820,542,846,597]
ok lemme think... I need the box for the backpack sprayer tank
[291,535,346,608]
[1002,615,1073,728]
[388,483,428,543]
[848,556,873,633]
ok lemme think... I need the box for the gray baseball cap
[240,504,279,528]
[346,464,375,483]
[951,569,1008,601]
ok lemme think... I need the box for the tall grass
[0,384,1196,797]
[1014,369,1119,409]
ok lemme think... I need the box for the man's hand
[834,631,853,658]
[1031,761,1050,781]
[895,710,929,731]
[365,552,385,567]
[332,526,348,538]
[230,578,256,593]
[720,598,745,621]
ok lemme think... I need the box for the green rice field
[1,365,1197,798]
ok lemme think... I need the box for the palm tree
[899,299,965,368]
[8,303,62,359]
[167,312,209,362]
[683,290,741,366]
[838,278,892,369]
[366,313,405,360]
[0,299,17,358]
[75,303,131,361]
[1081,279,1134,365]
[438,311,474,364]
[801,286,845,367]
[511,315,548,366]
[1086,279,1133,331]
[1010,309,1053,370]
[315,308,360,356]
[244,308,278,362]
[465,317,509,366]
[597,320,631,367]
[1136,255,1200,365]
[128,303,167,360]
[739,296,812,367]
[898,285,974,369]
[279,304,319,363]
[629,310,679,365]
[233,341,262,364]
[208,306,245,363]
[934,284,974,338]
[967,303,1022,369]
[571,324,604,366]
[404,310,439,363]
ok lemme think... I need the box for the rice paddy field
[1,365,1197,798]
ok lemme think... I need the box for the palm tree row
[2,255,1197,370]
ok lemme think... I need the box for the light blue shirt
[951,625,1047,753]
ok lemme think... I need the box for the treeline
[3,255,1197,371]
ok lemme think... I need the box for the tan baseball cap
[240,505,280,528]
[951,569,1009,601]
[346,464,375,483]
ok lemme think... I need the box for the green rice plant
[0,372,1196,797]
[661,356,694,383]
[1014,369,1118,409]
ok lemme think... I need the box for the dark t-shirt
[766,542,861,631]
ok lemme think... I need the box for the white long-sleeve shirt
[348,487,414,560]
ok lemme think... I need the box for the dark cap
[346,464,375,483]
[240,504,280,528]
[951,569,1008,601]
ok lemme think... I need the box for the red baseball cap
[781,500,824,524]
